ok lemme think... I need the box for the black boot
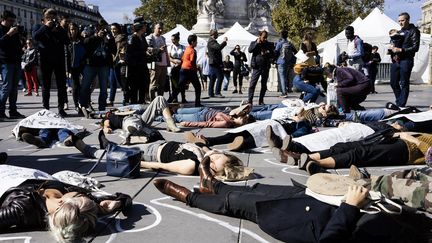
[98,130,110,149]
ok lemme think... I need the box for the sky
[85,0,425,25]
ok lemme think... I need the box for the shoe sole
[298,153,309,170]
[281,135,292,151]
[271,147,284,163]
[184,132,196,143]
[227,136,244,151]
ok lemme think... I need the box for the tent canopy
[163,24,207,47]
[217,22,257,46]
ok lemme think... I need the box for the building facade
[421,0,432,34]
[0,0,102,36]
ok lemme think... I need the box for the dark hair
[59,13,70,20]
[154,22,164,29]
[345,26,354,32]
[323,63,336,75]
[280,29,288,39]
[259,30,268,36]
[399,12,410,21]
[97,19,108,30]
[303,32,314,42]
[1,10,16,20]
[187,34,197,44]
[172,32,180,40]
[209,29,218,37]
[43,8,57,17]
[68,22,80,39]
[111,22,121,30]
[372,45,378,51]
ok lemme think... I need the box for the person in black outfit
[126,18,150,104]
[154,159,430,243]
[33,8,69,117]
[389,12,420,107]
[222,55,234,91]
[229,45,247,94]
[207,29,227,98]
[0,10,26,119]
[248,30,274,105]
[367,46,381,93]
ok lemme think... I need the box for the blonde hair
[48,196,98,243]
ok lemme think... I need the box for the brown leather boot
[199,156,218,194]
[153,179,190,203]
[184,132,207,145]
[226,136,244,151]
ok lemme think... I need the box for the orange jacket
[181,45,197,71]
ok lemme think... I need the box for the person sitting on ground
[100,96,180,133]
[293,64,327,103]
[153,158,431,243]
[170,105,251,128]
[73,131,249,178]
[279,131,432,175]
[0,164,132,242]
[323,63,371,113]
[185,117,313,151]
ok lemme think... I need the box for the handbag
[240,63,250,77]
[86,143,142,179]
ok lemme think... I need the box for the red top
[181,45,197,71]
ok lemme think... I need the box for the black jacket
[0,25,23,64]
[256,195,429,243]
[126,33,149,67]
[83,34,116,67]
[0,181,132,231]
[248,40,274,70]
[230,49,247,68]
[207,37,226,67]
[399,23,420,60]
[32,24,69,64]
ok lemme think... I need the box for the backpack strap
[85,149,107,176]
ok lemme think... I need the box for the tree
[134,0,198,31]
[272,0,384,46]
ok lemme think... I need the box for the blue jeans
[39,128,71,146]
[343,109,386,122]
[390,59,413,107]
[0,63,21,113]
[80,65,109,110]
[250,104,285,120]
[173,107,209,122]
[208,65,223,96]
[277,63,288,95]
[223,73,230,90]
[293,75,320,103]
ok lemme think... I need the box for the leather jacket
[0,182,132,230]
[399,23,420,60]
[0,186,47,230]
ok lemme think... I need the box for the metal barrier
[376,63,392,83]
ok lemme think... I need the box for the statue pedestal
[192,14,225,38]
[245,17,277,36]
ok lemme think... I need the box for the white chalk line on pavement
[0,237,32,243]
[151,197,270,243]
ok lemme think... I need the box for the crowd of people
[1,7,431,243]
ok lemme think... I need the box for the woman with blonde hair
[0,164,132,242]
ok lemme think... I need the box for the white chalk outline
[0,236,32,242]
[151,197,270,243]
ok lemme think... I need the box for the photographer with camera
[33,8,70,117]
[0,10,26,120]
[79,19,116,118]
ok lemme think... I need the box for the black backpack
[362,42,373,62]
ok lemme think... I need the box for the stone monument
[192,0,276,37]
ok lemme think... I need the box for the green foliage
[272,0,384,46]
[134,0,198,30]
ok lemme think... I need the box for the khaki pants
[150,65,168,99]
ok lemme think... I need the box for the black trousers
[187,182,304,223]
[169,66,186,102]
[70,67,82,108]
[318,139,408,168]
[128,65,149,104]
[232,66,243,88]
[206,130,256,149]
[248,68,269,104]
[40,61,67,111]
[174,69,201,106]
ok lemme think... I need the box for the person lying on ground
[73,131,249,178]
[153,158,431,243]
[100,96,181,133]
[0,164,132,242]
[184,118,313,151]
[282,131,432,175]
[12,109,89,148]
[168,106,252,128]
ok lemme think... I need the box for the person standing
[170,34,202,107]
[207,29,227,98]
[229,45,247,94]
[344,26,364,73]
[367,46,381,94]
[127,18,150,105]
[248,30,274,105]
[33,8,69,117]
[275,29,296,98]
[109,23,127,106]
[389,12,420,107]
[147,22,170,100]
[80,19,116,117]
[22,39,39,97]
[67,22,85,115]
[0,10,25,119]
[167,32,186,103]
[222,55,234,91]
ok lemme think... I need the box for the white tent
[216,22,258,64]
[162,24,207,65]
[318,8,431,83]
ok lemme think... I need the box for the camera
[13,24,25,35]
[51,19,60,28]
